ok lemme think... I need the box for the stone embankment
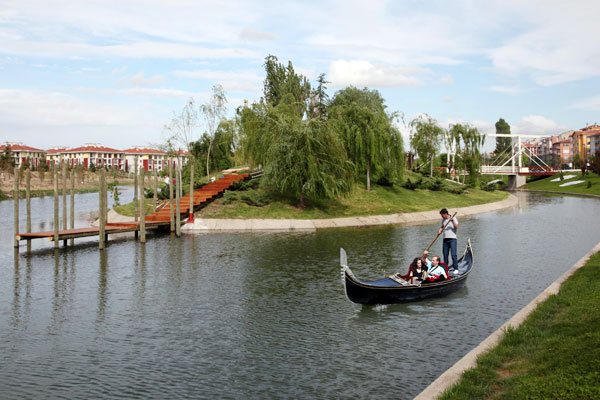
[182,193,518,232]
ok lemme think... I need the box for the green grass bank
[439,249,600,400]
[197,180,508,220]
[523,172,600,196]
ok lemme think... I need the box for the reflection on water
[0,192,599,399]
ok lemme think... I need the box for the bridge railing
[480,166,527,174]
[481,165,559,175]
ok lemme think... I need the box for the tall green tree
[572,153,586,177]
[263,98,353,208]
[191,118,236,174]
[238,56,354,207]
[329,86,404,190]
[200,85,228,179]
[446,123,485,183]
[263,55,311,117]
[494,118,512,156]
[409,114,444,177]
[0,145,14,170]
[589,151,600,175]
[310,73,329,118]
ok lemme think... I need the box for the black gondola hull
[341,241,473,305]
[344,273,468,305]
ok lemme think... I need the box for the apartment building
[0,142,45,168]
[46,146,68,166]
[122,146,168,173]
[571,124,600,162]
[62,144,125,170]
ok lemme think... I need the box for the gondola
[340,240,473,305]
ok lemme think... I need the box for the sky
[1,0,599,152]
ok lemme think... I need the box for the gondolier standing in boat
[438,208,459,272]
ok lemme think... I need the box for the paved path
[182,193,518,232]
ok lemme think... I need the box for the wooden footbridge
[15,173,250,248]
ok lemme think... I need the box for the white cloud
[487,85,523,95]
[512,115,568,136]
[104,88,200,99]
[440,75,453,84]
[0,39,259,60]
[0,89,156,127]
[569,95,600,112]
[488,2,600,86]
[329,60,421,88]
[173,69,263,93]
[129,72,166,87]
[441,96,453,103]
[239,27,276,41]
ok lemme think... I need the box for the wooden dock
[16,173,250,246]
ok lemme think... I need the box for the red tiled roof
[46,147,68,154]
[122,147,167,155]
[0,143,44,152]
[64,145,123,153]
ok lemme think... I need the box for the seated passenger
[408,257,427,283]
[424,256,447,283]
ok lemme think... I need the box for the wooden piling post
[53,165,59,249]
[70,171,74,246]
[169,157,174,232]
[104,170,108,243]
[134,156,138,240]
[139,168,146,243]
[62,162,67,247]
[13,169,19,248]
[99,169,106,250]
[188,163,194,223]
[175,164,181,237]
[134,155,139,222]
[26,169,31,253]
[153,164,157,213]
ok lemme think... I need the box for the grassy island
[195,173,508,220]
[523,172,600,196]
[440,249,600,400]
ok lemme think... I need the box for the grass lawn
[523,172,600,196]
[196,178,508,219]
[440,250,600,400]
[113,198,157,217]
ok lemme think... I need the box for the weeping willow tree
[446,123,485,183]
[237,56,354,208]
[263,98,353,208]
[329,87,404,190]
[409,114,444,177]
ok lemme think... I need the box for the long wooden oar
[423,211,457,255]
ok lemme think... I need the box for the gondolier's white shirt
[441,216,458,240]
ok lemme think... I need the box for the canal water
[1,191,599,399]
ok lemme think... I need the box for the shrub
[402,177,421,190]
[480,181,496,192]
[427,177,444,191]
[234,177,260,190]
[587,180,592,189]
[221,191,238,205]
[240,191,269,207]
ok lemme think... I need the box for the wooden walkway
[16,174,250,244]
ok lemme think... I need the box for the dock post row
[13,163,249,252]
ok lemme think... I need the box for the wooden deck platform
[16,173,250,246]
